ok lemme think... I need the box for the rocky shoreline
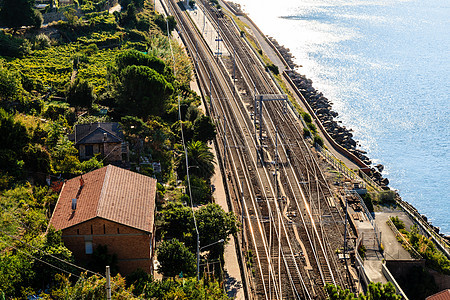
[266,36,450,241]
[267,37,389,187]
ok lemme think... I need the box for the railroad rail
[164,0,357,298]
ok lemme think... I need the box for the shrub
[34,34,51,50]
[265,63,279,75]
[390,216,405,230]
[358,244,367,259]
[313,135,324,147]
[0,31,31,57]
[301,112,312,123]
[184,175,212,205]
[303,127,311,137]
[361,193,374,212]
[307,122,317,133]
[379,190,396,203]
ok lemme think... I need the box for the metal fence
[347,189,382,250]
[316,146,362,183]
[386,219,422,259]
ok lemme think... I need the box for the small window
[85,241,93,254]
[85,145,94,157]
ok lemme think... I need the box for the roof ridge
[96,126,122,140]
[97,165,112,216]
[75,123,121,143]
[74,124,93,143]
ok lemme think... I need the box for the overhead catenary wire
[166,15,201,280]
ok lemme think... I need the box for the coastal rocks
[375,164,384,172]
[287,69,391,186]
[267,37,298,69]
[267,37,392,187]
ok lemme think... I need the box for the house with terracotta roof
[68,122,128,163]
[49,165,157,275]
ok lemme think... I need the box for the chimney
[103,132,107,142]
[72,198,77,210]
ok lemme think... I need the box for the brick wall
[63,218,153,275]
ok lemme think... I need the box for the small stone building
[69,122,128,163]
[49,165,157,275]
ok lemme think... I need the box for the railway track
[164,0,356,298]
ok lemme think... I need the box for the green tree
[121,115,149,138]
[0,64,22,105]
[66,78,95,110]
[115,65,174,118]
[119,0,144,9]
[48,273,138,299]
[140,277,230,299]
[184,175,212,205]
[196,203,238,257]
[32,227,75,289]
[366,282,401,300]
[177,140,215,181]
[63,8,81,26]
[0,0,43,30]
[325,282,401,300]
[0,109,29,151]
[22,143,51,173]
[157,239,196,278]
[79,155,103,173]
[0,31,31,57]
[115,50,173,81]
[50,135,81,174]
[161,202,194,241]
[193,115,216,143]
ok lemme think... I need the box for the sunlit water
[232,0,450,234]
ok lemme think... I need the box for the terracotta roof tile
[427,290,450,300]
[49,165,156,233]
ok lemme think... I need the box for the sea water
[232,0,450,234]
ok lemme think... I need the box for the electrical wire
[0,227,98,276]
[0,237,85,281]
[0,234,141,299]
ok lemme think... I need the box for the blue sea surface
[233,0,450,234]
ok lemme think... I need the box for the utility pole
[223,116,227,166]
[343,196,348,257]
[233,48,236,94]
[106,266,111,300]
[209,74,213,115]
[215,21,222,60]
[241,181,244,244]
[275,126,279,200]
[197,234,200,281]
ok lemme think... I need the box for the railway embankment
[264,32,450,246]
[223,0,450,243]
[283,69,389,187]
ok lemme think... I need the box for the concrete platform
[186,3,230,57]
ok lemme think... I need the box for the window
[85,241,93,254]
[85,145,94,157]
